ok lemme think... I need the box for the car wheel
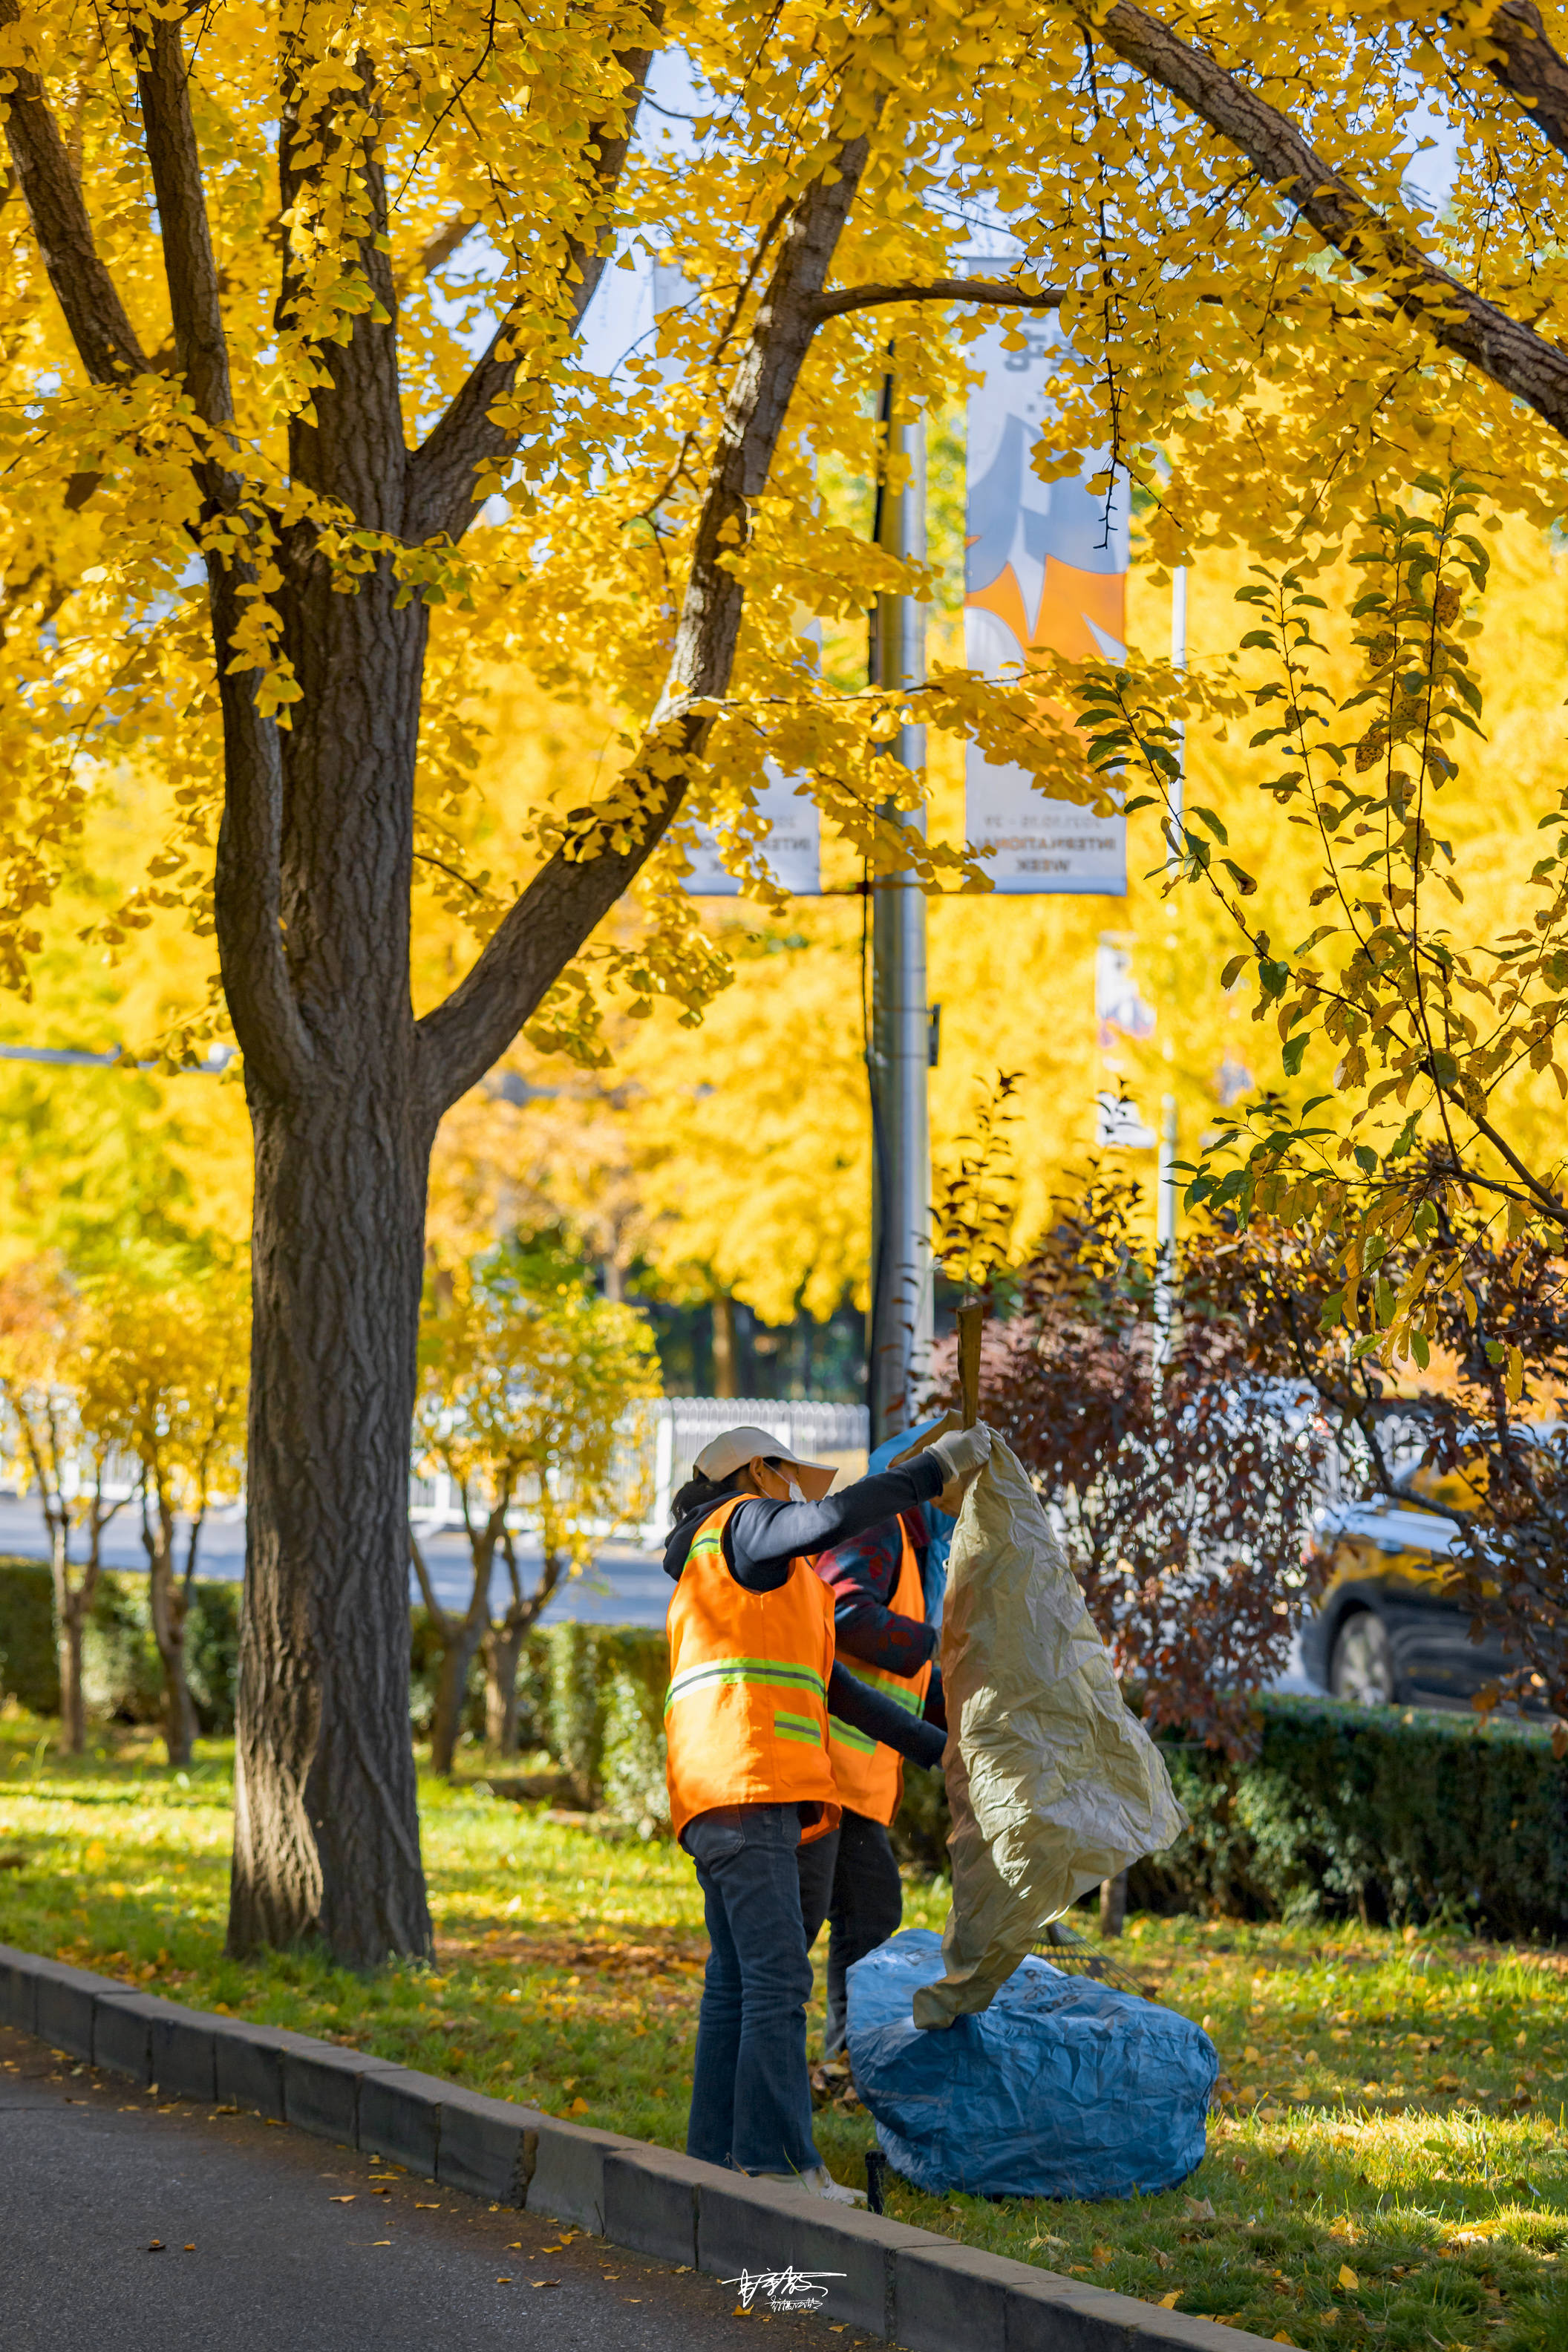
[1329,1610,1396,1705]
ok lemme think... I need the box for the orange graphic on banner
[966,556,1126,665]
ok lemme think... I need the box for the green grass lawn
[3,1707,1567,2351]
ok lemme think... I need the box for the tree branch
[1084,0,1568,441]
[414,131,873,1116]
[136,14,308,1088]
[1469,0,1568,162]
[0,0,148,383]
[210,555,313,1097]
[1462,1102,1568,1232]
[134,13,232,440]
[0,4,305,1091]
[404,28,659,547]
[408,1523,450,1638]
[811,275,1063,319]
[415,211,478,278]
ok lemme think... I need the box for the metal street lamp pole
[1154,566,1188,1365]
[868,385,932,1446]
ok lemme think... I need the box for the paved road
[0,2027,863,2352]
[0,1495,672,1627]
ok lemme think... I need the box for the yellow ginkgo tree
[0,0,1063,1962]
[76,1261,249,1769]
[411,1249,660,1771]
[8,0,1568,1967]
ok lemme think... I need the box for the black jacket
[663,1455,948,1769]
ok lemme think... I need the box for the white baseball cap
[693,1425,836,1500]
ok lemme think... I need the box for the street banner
[682,765,821,897]
[964,313,1129,894]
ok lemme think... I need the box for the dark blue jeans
[796,1807,904,2056]
[682,1803,822,2176]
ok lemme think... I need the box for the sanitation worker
[662,1418,990,2199]
[798,1416,963,2057]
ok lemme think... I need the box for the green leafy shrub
[1132,1696,1568,1940]
[600,1665,670,1839]
[0,1559,241,1730]
[0,1559,59,1714]
[82,1578,163,1724]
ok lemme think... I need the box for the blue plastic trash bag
[846,1928,1218,2201]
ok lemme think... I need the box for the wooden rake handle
[956,1301,983,1430]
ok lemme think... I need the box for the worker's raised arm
[719,1423,990,1590]
[722,1454,945,1591]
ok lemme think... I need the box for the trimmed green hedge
[1130,1695,1568,1943]
[0,1558,242,1731]
[894,1692,1568,1943]
[0,1559,59,1715]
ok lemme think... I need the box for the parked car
[1300,1465,1518,1709]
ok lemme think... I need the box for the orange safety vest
[664,1497,840,1846]
[825,1515,934,1828]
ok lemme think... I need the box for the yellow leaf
[1339,2266,1359,2291]
[1160,2292,1182,2308]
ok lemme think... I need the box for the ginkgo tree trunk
[0,1,1055,1963]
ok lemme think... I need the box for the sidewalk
[0,2028,848,2352]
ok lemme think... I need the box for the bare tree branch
[0,0,148,382]
[1469,0,1568,162]
[1084,0,1568,441]
[414,133,874,1115]
[408,1524,450,1637]
[405,31,660,547]
[812,275,1063,319]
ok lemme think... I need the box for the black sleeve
[828,1662,947,1768]
[922,1664,947,1734]
[722,1454,947,1592]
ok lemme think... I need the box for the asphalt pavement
[0,1495,671,1627]
[0,2026,867,2352]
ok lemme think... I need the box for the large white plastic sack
[912,1433,1189,2031]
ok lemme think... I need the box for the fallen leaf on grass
[1152,2251,1173,2270]
[1028,2234,1069,2253]
[1273,2336,1296,2346]
[1339,2267,1360,2292]
[567,2097,589,2116]
[1092,2247,1114,2267]
[1184,2198,1216,2221]
[1159,2292,1182,2308]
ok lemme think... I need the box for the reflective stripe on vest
[825,1516,933,1826]
[664,1496,839,1845]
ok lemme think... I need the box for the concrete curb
[0,1939,1270,2352]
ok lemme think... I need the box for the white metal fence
[409,1396,870,1547]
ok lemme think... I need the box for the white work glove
[927,1423,992,1484]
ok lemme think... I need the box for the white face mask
[785,1475,806,1503]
